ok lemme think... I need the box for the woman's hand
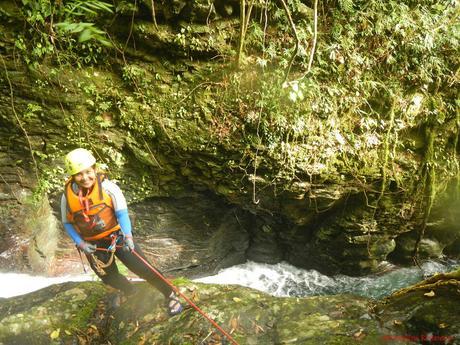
[123,235,135,252]
[79,241,97,254]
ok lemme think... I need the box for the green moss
[5,276,460,345]
[171,276,192,286]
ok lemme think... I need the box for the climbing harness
[93,234,119,276]
[95,242,240,345]
[85,234,119,277]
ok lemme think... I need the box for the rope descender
[106,233,119,252]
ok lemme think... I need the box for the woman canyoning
[60,148,183,315]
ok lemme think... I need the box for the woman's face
[73,166,96,189]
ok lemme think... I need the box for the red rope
[96,245,239,345]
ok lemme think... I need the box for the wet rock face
[126,192,251,277]
[0,135,31,271]
[1,153,457,278]
[0,193,60,275]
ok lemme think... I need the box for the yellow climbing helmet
[65,148,96,175]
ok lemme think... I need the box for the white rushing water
[0,272,94,298]
[196,259,460,299]
[0,259,458,299]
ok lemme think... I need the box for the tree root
[385,269,460,300]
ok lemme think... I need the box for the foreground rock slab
[1,271,459,344]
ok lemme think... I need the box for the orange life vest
[65,174,120,241]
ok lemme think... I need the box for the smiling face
[73,166,97,190]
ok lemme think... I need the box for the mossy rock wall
[0,0,459,275]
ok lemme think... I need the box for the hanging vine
[367,96,396,255]
[454,107,460,202]
[237,0,256,67]
[279,0,300,82]
[412,123,437,265]
[376,96,396,208]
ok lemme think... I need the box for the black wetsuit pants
[86,238,172,298]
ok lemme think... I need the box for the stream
[0,259,458,299]
[196,259,459,299]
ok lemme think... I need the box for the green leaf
[50,329,60,340]
[78,28,93,42]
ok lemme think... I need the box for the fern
[63,0,113,17]
[56,0,114,46]
[55,22,110,45]
[339,0,354,13]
